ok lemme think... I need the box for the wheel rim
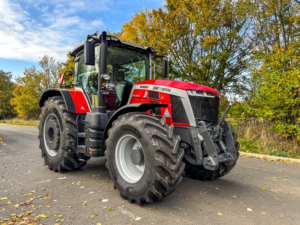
[43,113,61,157]
[115,134,145,183]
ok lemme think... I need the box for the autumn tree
[114,0,254,94]
[229,0,300,142]
[11,56,62,119]
[0,70,16,119]
[59,52,75,83]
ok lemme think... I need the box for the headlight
[187,90,215,97]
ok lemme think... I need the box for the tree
[0,70,16,119]
[11,56,62,119]
[113,0,254,94]
[59,52,75,84]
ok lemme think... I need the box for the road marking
[35,180,51,183]
[118,207,142,221]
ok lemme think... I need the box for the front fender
[100,103,167,155]
[39,88,91,114]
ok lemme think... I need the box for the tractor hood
[135,80,220,97]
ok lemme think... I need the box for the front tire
[105,112,185,205]
[38,97,87,172]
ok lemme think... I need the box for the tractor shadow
[70,157,256,208]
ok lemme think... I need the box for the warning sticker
[163,108,171,117]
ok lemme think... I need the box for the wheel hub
[115,134,145,183]
[43,114,61,157]
[131,147,144,166]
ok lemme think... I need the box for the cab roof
[70,35,158,57]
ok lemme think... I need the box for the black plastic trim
[149,91,159,99]
[39,89,76,113]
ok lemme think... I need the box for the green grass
[0,119,39,127]
[239,137,300,159]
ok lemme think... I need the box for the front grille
[170,95,189,124]
[189,96,219,122]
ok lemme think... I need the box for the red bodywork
[135,80,220,97]
[68,88,91,114]
[130,80,219,126]
[67,80,219,126]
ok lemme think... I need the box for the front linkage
[189,102,238,171]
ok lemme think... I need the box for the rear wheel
[184,126,239,181]
[105,112,185,205]
[38,96,88,172]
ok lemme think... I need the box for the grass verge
[239,137,300,159]
[0,118,39,127]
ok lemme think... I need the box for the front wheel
[105,112,185,205]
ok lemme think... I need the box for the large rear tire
[38,97,88,172]
[105,112,185,205]
[184,126,239,181]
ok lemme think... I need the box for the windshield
[75,44,149,110]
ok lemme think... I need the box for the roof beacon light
[102,74,110,81]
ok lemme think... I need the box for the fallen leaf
[233,196,236,198]
[91,214,97,217]
[97,223,102,225]
[108,207,113,211]
[247,208,253,212]
[261,212,267,215]
[83,201,87,206]
[103,206,107,209]
[39,214,49,218]
[218,213,222,216]
[207,201,209,205]
[272,177,276,179]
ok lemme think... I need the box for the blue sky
[0,0,165,79]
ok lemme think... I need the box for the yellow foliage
[11,56,62,119]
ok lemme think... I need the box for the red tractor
[38,31,239,205]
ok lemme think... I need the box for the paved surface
[0,124,300,225]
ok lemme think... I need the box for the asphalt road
[0,124,300,225]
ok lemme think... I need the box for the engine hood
[135,80,220,97]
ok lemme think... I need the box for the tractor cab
[70,34,167,112]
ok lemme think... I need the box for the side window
[75,46,100,109]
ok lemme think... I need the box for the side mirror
[162,58,169,78]
[84,40,95,65]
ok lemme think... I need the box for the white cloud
[0,0,110,62]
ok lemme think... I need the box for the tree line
[1,0,299,142]
[0,54,74,119]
